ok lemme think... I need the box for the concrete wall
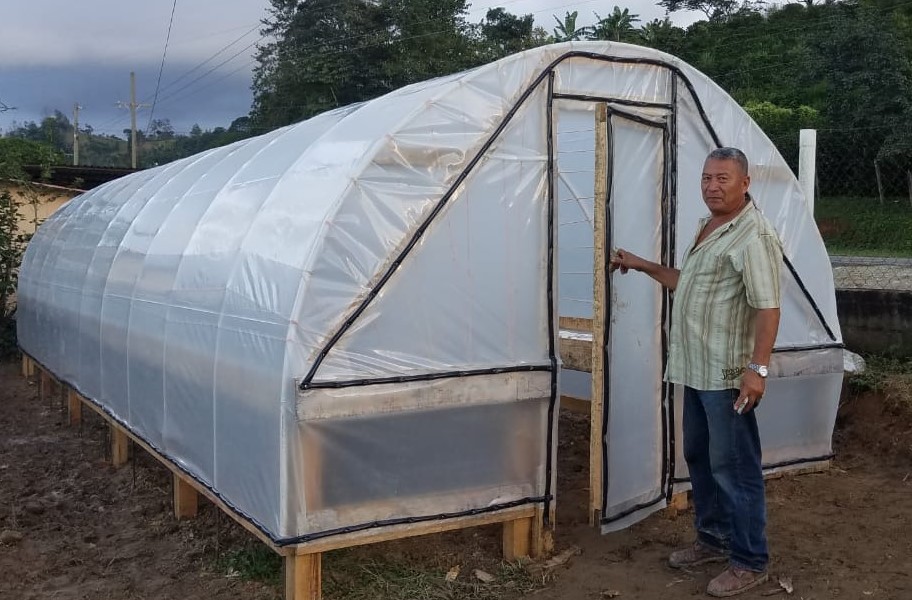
[1,182,78,236]
[837,289,912,356]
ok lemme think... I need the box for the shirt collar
[697,194,755,234]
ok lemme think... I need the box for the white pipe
[799,129,817,215]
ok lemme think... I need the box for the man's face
[701,158,750,217]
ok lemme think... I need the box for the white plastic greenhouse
[18,41,843,547]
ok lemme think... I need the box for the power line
[146,0,180,133]
[149,0,550,113]
[141,23,261,105]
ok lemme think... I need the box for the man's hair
[707,147,749,176]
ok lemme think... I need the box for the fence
[769,128,912,292]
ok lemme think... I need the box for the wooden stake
[906,170,912,209]
[173,474,199,519]
[531,506,550,558]
[67,388,82,427]
[875,160,884,205]
[589,103,608,526]
[39,369,50,403]
[111,425,129,467]
[502,516,533,561]
[286,553,321,600]
[667,492,689,517]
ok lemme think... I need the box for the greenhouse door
[594,105,671,532]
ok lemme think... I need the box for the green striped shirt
[666,200,782,391]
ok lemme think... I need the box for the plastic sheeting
[18,41,842,542]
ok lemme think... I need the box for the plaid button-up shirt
[666,199,783,391]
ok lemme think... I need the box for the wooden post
[502,516,533,561]
[67,388,82,427]
[111,425,129,467]
[906,170,912,209]
[39,369,51,403]
[875,160,884,205]
[589,103,608,526]
[667,492,689,517]
[173,474,199,519]
[20,354,30,378]
[286,553,321,600]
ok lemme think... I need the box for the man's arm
[736,307,780,413]
[610,249,680,291]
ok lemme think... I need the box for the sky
[0,0,701,138]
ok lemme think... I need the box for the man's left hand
[735,370,765,414]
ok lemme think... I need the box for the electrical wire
[146,0,180,134]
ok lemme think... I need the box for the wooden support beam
[39,369,51,403]
[173,474,199,519]
[560,394,590,415]
[67,388,82,427]
[531,506,552,558]
[21,354,32,378]
[559,336,592,372]
[110,425,129,467]
[558,316,593,332]
[589,103,608,526]
[502,516,532,561]
[285,553,321,600]
[666,492,688,517]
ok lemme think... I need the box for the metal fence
[830,256,912,292]
[767,128,912,292]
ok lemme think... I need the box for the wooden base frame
[20,352,546,600]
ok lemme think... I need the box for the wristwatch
[747,363,769,378]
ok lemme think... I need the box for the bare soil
[2,360,911,600]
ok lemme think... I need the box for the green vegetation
[0,139,53,357]
[322,553,539,600]
[816,196,912,257]
[847,355,912,424]
[213,545,542,600]
[848,354,912,392]
[215,544,283,586]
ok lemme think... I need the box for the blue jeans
[683,386,769,572]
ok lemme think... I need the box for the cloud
[0,62,253,135]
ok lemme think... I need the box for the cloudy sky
[0,0,700,137]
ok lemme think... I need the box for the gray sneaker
[668,541,727,569]
[706,566,769,597]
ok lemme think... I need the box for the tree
[478,7,542,59]
[657,0,739,21]
[380,0,478,89]
[250,0,487,130]
[589,7,641,42]
[251,0,390,129]
[743,101,822,169]
[0,139,59,356]
[146,119,175,140]
[552,11,589,42]
[638,18,686,54]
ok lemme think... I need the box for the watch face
[758,365,768,377]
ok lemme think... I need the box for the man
[610,147,781,597]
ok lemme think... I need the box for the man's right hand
[610,248,647,274]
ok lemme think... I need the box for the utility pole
[73,103,82,166]
[116,72,149,169]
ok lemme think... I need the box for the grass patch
[216,544,283,586]
[323,551,540,600]
[212,545,544,599]
[816,196,912,257]
[848,354,912,395]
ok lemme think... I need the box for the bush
[0,189,27,357]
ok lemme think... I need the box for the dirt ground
[1,358,911,600]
